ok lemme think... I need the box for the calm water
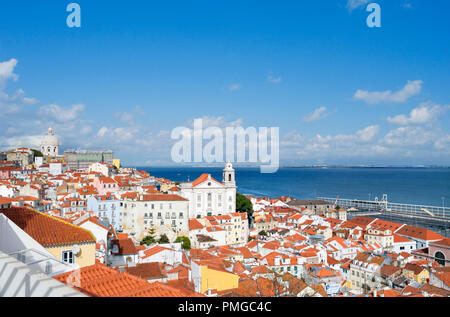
[138,167,450,207]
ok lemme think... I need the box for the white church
[41,127,59,157]
[179,162,237,219]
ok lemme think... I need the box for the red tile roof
[0,207,95,247]
[192,173,222,187]
[54,264,201,297]
[111,238,138,255]
[395,225,444,241]
[124,262,166,280]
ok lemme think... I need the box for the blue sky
[0,0,449,166]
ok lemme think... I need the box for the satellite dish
[72,244,81,255]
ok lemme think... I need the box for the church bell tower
[222,162,235,186]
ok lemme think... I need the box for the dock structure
[317,196,450,223]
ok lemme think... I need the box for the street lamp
[442,197,446,218]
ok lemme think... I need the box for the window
[435,251,446,266]
[62,251,74,264]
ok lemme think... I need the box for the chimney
[188,269,192,282]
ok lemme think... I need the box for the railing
[318,197,450,221]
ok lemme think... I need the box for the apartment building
[120,193,189,242]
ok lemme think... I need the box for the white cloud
[302,106,330,122]
[188,116,243,129]
[0,59,37,116]
[39,103,85,122]
[356,125,380,142]
[387,102,448,125]
[354,80,423,105]
[0,58,19,87]
[97,127,108,137]
[347,0,371,11]
[267,74,282,84]
[228,84,241,91]
[384,126,438,147]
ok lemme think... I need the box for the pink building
[429,238,450,267]
[93,176,119,196]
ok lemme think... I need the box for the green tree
[140,228,157,245]
[31,149,43,157]
[175,236,191,250]
[158,234,170,244]
[236,193,254,225]
[259,230,267,236]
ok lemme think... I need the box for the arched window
[435,251,446,266]
[228,174,231,182]
[47,146,51,152]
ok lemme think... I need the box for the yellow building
[193,260,239,294]
[113,159,121,169]
[403,263,429,284]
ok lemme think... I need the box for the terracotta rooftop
[54,264,199,297]
[124,262,166,280]
[395,225,445,241]
[0,207,95,247]
[111,238,138,255]
[192,173,223,187]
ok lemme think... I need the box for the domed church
[41,127,59,157]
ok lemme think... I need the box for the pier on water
[317,196,450,237]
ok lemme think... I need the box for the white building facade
[120,194,189,242]
[179,163,237,218]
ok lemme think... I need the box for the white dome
[41,127,59,147]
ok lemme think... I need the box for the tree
[31,149,43,157]
[335,205,341,211]
[175,236,191,250]
[140,228,157,245]
[259,230,267,237]
[158,234,170,244]
[236,193,254,225]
